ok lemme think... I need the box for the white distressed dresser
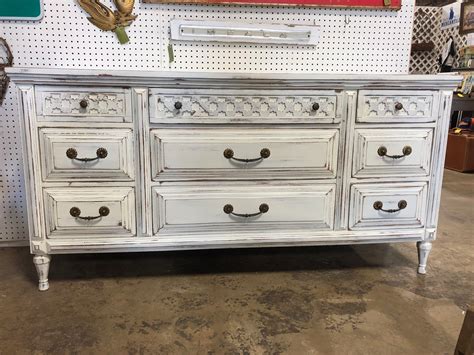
[7,68,461,291]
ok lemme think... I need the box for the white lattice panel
[0,0,415,243]
[438,26,468,69]
[410,6,468,74]
[410,7,441,74]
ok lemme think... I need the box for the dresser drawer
[349,183,427,230]
[44,187,136,238]
[39,128,135,181]
[149,89,342,124]
[151,128,339,180]
[353,129,433,177]
[152,184,335,235]
[357,90,437,123]
[35,86,132,122]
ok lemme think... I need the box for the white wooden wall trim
[7,68,461,290]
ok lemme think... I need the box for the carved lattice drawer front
[36,86,132,122]
[349,182,428,230]
[357,90,437,123]
[149,89,342,124]
[151,128,339,181]
[152,183,335,236]
[353,129,433,178]
[39,128,135,181]
[43,187,136,238]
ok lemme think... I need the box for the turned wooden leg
[417,241,432,275]
[33,255,51,291]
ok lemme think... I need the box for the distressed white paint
[43,187,136,238]
[352,128,433,177]
[357,90,437,123]
[151,128,339,180]
[39,128,135,181]
[7,68,461,290]
[35,86,132,123]
[152,183,335,235]
[149,89,342,124]
[349,182,428,230]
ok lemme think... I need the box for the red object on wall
[142,0,401,10]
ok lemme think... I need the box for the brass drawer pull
[66,147,108,162]
[377,145,412,159]
[373,200,407,213]
[312,103,320,111]
[70,206,110,220]
[223,148,271,163]
[394,102,404,111]
[223,203,269,218]
[79,99,89,109]
[174,101,183,110]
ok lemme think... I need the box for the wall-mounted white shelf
[170,20,321,46]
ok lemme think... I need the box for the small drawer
[349,183,427,230]
[35,86,132,122]
[151,128,339,180]
[149,89,342,124]
[44,187,136,238]
[39,128,135,181]
[357,90,437,123]
[353,129,433,177]
[152,183,335,235]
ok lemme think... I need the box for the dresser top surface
[7,67,462,90]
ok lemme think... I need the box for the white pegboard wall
[0,0,415,73]
[0,0,415,243]
[161,2,415,73]
[0,84,27,244]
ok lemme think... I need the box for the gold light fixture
[77,0,137,44]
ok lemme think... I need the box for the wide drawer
[353,129,433,177]
[35,86,132,122]
[152,183,336,235]
[151,128,339,180]
[349,183,427,230]
[357,90,437,123]
[149,89,342,124]
[44,187,136,238]
[39,128,135,181]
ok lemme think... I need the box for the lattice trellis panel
[0,0,415,244]
[438,25,468,69]
[410,6,441,74]
[410,6,468,74]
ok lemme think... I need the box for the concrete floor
[0,170,472,354]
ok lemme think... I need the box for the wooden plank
[142,0,401,9]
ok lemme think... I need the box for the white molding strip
[170,19,321,46]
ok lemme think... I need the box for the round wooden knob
[395,102,403,111]
[174,102,183,110]
[312,103,320,111]
[79,100,89,109]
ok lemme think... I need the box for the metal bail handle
[66,147,108,162]
[377,146,412,159]
[70,206,110,220]
[223,203,269,218]
[373,200,407,213]
[223,148,271,163]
